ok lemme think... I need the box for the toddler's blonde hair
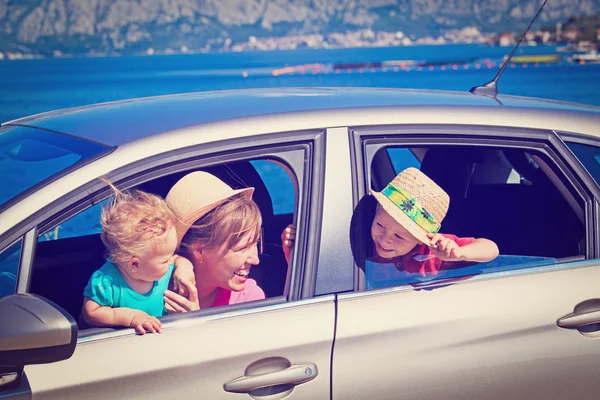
[100,179,175,265]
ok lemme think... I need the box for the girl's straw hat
[165,171,254,242]
[371,167,449,245]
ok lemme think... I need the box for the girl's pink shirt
[211,278,265,307]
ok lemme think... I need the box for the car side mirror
[0,294,78,390]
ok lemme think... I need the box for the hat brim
[370,190,432,246]
[174,187,254,242]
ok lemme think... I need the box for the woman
[162,170,290,313]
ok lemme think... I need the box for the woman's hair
[100,179,175,265]
[179,195,262,259]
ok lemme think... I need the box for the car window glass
[0,239,22,300]
[387,148,421,173]
[39,199,111,242]
[355,144,586,291]
[566,142,600,186]
[0,125,108,208]
[250,159,294,215]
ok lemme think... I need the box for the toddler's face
[371,205,419,258]
[136,225,178,281]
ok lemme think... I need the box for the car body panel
[333,260,600,400]
[6,88,600,145]
[24,297,335,399]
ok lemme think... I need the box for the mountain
[1,0,599,57]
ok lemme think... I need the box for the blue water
[1,43,599,123]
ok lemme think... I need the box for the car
[1,87,600,400]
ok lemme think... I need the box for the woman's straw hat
[165,171,254,242]
[371,167,449,245]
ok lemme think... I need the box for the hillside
[1,0,599,57]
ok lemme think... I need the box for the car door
[333,125,600,400]
[1,129,335,400]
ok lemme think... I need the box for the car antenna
[470,0,550,98]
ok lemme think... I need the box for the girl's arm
[428,234,499,262]
[82,297,161,334]
[456,238,500,262]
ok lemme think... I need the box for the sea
[1,43,599,123]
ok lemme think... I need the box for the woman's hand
[172,256,196,296]
[130,310,162,335]
[164,278,200,314]
[281,224,296,264]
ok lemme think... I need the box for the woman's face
[199,228,260,292]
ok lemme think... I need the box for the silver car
[2,87,600,400]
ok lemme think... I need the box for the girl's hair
[100,179,175,265]
[179,195,262,259]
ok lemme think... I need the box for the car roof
[6,87,600,146]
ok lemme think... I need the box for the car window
[354,144,586,291]
[0,239,21,300]
[250,159,294,215]
[565,142,600,186]
[387,148,421,172]
[28,157,296,330]
[39,199,111,242]
[0,125,109,209]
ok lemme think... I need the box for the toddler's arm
[427,233,499,262]
[82,297,161,335]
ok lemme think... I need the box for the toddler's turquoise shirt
[83,261,174,317]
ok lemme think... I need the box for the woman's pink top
[211,278,265,307]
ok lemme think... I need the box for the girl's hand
[130,311,162,335]
[164,279,200,314]
[426,233,465,261]
[172,256,196,296]
[281,224,296,264]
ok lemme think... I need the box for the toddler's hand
[427,233,465,261]
[281,224,296,264]
[130,311,162,335]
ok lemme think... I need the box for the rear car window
[356,144,586,290]
[0,125,109,209]
[566,142,600,186]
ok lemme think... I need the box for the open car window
[29,157,296,331]
[353,144,586,291]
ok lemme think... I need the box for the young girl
[281,167,499,288]
[366,167,499,286]
[82,184,194,335]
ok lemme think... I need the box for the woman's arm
[163,279,200,314]
[172,255,196,295]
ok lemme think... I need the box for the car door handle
[224,358,318,394]
[557,298,600,329]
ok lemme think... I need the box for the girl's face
[200,228,260,292]
[371,205,419,258]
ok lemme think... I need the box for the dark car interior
[29,159,293,327]
[351,145,586,279]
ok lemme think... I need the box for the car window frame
[554,131,600,256]
[350,124,597,292]
[5,128,327,342]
